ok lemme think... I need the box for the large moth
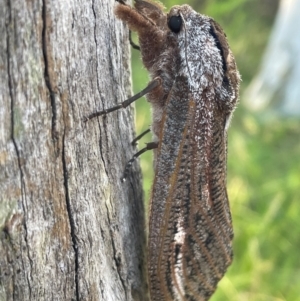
[89,0,240,300]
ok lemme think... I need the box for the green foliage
[130,0,299,300]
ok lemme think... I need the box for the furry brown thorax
[115,1,240,300]
[115,0,239,143]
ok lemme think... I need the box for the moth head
[166,5,240,112]
[115,1,240,113]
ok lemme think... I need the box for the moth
[88,0,240,300]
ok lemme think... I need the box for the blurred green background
[130,0,300,300]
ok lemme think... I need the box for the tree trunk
[244,0,300,117]
[0,0,147,300]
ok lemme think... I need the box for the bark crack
[92,0,109,175]
[6,0,33,297]
[104,202,128,298]
[42,0,57,142]
[62,133,80,301]
[91,0,104,109]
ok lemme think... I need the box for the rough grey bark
[0,0,147,300]
[244,0,300,117]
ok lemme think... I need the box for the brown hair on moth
[87,0,240,300]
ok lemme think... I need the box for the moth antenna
[180,12,193,83]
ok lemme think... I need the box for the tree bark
[0,0,147,300]
[244,0,300,117]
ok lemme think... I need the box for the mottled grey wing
[148,76,233,301]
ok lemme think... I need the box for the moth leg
[84,77,161,122]
[122,141,158,181]
[129,30,140,51]
[115,0,126,5]
[131,128,151,146]
[115,1,140,50]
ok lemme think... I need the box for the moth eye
[168,15,182,33]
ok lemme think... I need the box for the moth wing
[148,77,233,301]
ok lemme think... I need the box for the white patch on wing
[173,216,186,300]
